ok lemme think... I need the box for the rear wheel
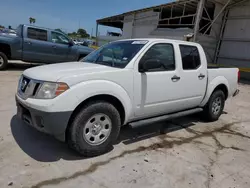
[203,90,225,122]
[68,101,121,157]
[0,52,8,70]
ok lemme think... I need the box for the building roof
[97,0,199,28]
[96,0,247,28]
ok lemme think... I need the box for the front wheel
[203,90,225,122]
[68,101,121,157]
[0,52,8,70]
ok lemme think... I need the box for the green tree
[77,28,90,38]
[0,25,5,29]
[29,17,36,24]
[8,25,12,29]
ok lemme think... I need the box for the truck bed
[208,68,238,98]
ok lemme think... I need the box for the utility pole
[91,28,93,39]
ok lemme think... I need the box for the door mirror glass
[139,59,162,72]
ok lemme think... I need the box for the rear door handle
[52,45,57,48]
[171,75,181,82]
[198,73,206,79]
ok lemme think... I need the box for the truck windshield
[81,40,148,68]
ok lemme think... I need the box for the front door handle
[198,73,206,79]
[25,41,32,45]
[171,75,181,82]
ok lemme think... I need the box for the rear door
[177,44,207,107]
[22,27,54,63]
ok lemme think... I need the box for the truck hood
[23,62,118,82]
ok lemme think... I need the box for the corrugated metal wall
[217,1,250,78]
[123,10,192,40]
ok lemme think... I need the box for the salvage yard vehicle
[15,38,239,157]
[0,24,93,70]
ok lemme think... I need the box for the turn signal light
[55,83,69,96]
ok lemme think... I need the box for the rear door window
[27,27,48,41]
[180,45,201,70]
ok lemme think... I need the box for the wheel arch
[78,53,88,61]
[66,94,126,141]
[0,43,11,59]
[213,84,228,100]
[200,76,229,107]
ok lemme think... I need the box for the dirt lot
[0,62,250,188]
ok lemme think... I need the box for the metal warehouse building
[96,0,250,79]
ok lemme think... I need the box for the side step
[129,108,203,128]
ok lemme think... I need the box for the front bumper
[15,95,72,141]
[233,89,240,97]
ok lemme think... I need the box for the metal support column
[131,13,136,38]
[193,0,206,41]
[95,22,99,46]
[213,10,229,64]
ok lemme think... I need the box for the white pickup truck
[16,38,239,156]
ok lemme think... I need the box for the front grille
[18,76,42,99]
[20,77,30,92]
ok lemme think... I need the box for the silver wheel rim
[0,56,3,66]
[83,113,112,146]
[212,97,222,115]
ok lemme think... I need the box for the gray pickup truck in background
[0,24,94,70]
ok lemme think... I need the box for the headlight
[36,82,69,99]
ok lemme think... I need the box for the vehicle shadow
[10,115,84,162]
[116,114,201,146]
[7,62,41,71]
[10,114,204,162]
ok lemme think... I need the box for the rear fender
[200,76,229,107]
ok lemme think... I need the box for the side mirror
[68,40,74,46]
[139,59,162,73]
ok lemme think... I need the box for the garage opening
[157,2,198,29]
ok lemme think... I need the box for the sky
[0,0,172,35]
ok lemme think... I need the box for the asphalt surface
[0,61,250,188]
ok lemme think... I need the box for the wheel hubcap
[212,97,222,115]
[0,56,3,66]
[83,113,112,146]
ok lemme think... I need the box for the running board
[129,108,203,128]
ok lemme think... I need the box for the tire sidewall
[207,90,225,120]
[0,52,8,70]
[70,102,121,156]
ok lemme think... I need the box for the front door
[134,42,183,118]
[50,31,71,62]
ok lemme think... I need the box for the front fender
[55,80,133,124]
[200,76,229,106]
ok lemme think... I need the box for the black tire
[203,90,225,122]
[0,52,8,70]
[68,101,121,157]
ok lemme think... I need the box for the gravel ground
[0,62,250,188]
